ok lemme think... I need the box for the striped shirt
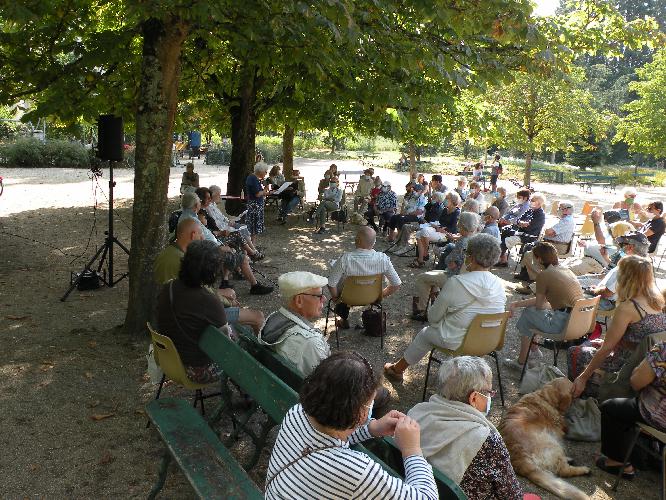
[328,249,402,288]
[265,404,438,500]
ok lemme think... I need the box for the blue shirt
[482,223,501,240]
[245,174,263,200]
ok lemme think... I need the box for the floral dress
[245,174,265,235]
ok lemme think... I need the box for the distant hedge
[205,135,283,166]
[0,138,93,168]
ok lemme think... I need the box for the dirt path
[1,160,663,498]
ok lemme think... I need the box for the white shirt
[548,214,575,243]
[205,202,232,232]
[328,248,402,289]
[598,266,618,301]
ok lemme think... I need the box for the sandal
[383,363,404,383]
[595,456,635,479]
[409,260,425,268]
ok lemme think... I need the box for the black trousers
[600,397,646,463]
[388,214,419,230]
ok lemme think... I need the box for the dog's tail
[525,469,589,500]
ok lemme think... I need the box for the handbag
[361,308,386,337]
[519,364,565,394]
[565,398,601,442]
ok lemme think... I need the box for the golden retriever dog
[499,377,590,500]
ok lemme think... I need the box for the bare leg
[239,256,258,286]
[238,309,265,334]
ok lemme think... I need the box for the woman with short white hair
[496,192,547,266]
[408,356,523,499]
[245,162,270,243]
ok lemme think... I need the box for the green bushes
[205,146,231,165]
[205,135,283,166]
[0,138,92,168]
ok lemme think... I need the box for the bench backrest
[199,326,298,423]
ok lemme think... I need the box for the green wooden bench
[632,171,656,186]
[146,398,262,499]
[233,325,467,499]
[531,167,564,184]
[575,173,617,193]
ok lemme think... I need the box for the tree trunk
[329,130,335,154]
[124,17,189,337]
[282,124,295,178]
[226,65,258,215]
[409,142,416,176]
[524,150,533,187]
[550,151,556,164]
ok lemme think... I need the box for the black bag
[168,209,182,233]
[331,207,348,223]
[361,308,386,337]
[75,270,101,291]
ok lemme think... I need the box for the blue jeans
[280,196,300,217]
[516,307,569,339]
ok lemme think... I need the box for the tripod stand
[61,160,130,301]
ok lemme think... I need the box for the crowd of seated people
[153,163,666,498]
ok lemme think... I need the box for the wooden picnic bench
[233,325,467,499]
[531,167,564,184]
[575,173,617,193]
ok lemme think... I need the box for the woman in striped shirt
[265,352,437,499]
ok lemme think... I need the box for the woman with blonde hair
[572,255,666,398]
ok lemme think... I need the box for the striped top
[328,249,402,288]
[265,404,438,499]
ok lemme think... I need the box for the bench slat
[147,398,262,499]
[200,326,299,423]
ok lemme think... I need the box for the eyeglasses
[298,293,327,301]
[476,389,496,398]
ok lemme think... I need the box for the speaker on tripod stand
[61,115,131,301]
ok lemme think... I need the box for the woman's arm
[630,358,656,391]
[572,302,636,396]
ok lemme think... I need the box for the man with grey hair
[328,226,401,329]
[313,176,344,234]
[480,206,500,240]
[206,185,260,255]
[385,234,506,378]
[408,357,521,498]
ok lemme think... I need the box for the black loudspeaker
[97,115,124,161]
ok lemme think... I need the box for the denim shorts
[225,306,240,322]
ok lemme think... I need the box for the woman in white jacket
[385,233,507,382]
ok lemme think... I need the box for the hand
[599,246,608,257]
[590,208,602,224]
[368,410,405,437]
[218,288,237,302]
[571,375,588,398]
[518,221,529,228]
[507,302,517,317]
[394,416,422,458]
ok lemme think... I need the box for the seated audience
[427,174,447,198]
[207,185,256,249]
[411,191,461,265]
[155,240,229,383]
[391,191,447,256]
[265,164,285,189]
[328,227,401,329]
[461,197,481,214]
[498,189,531,228]
[514,200,575,282]
[416,173,429,189]
[467,181,484,202]
[480,206,500,240]
[324,163,339,179]
[472,162,484,183]
[386,182,427,242]
[354,168,374,212]
[597,341,666,478]
[411,201,470,269]
[385,234,506,380]
[633,201,665,253]
[154,218,265,333]
[180,162,199,194]
[409,357,523,499]
[505,242,584,371]
[259,271,330,376]
[265,352,438,499]
[572,255,666,398]
[491,187,509,218]
[179,192,273,295]
[313,176,344,234]
[274,170,304,224]
[496,192,546,267]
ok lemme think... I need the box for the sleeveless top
[602,300,666,373]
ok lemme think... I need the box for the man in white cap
[259,271,331,376]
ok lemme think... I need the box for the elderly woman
[245,162,269,243]
[491,187,509,218]
[409,357,523,499]
[155,240,230,383]
[411,191,461,265]
[505,242,584,371]
[496,192,546,267]
[597,341,666,478]
[572,255,666,398]
[266,352,438,499]
[387,234,507,379]
[454,176,469,201]
[411,203,470,269]
[392,191,447,256]
[265,164,285,189]
[180,162,199,194]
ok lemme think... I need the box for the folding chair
[597,307,616,332]
[146,322,220,427]
[519,296,600,382]
[324,274,385,348]
[613,423,666,497]
[422,312,510,405]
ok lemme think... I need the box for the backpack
[331,206,348,224]
[168,210,182,233]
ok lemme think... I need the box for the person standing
[489,154,502,194]
[245,162,269,244]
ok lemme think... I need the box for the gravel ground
[1,159,664,498]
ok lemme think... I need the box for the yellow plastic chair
[520,296,600,382]
[422,312,510,405]
[147,322,219,420]
[581,201,600,216]
[550,200,561,216]
[325,274,385,348]
[613,422,666,496]
[579,215,595,238]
